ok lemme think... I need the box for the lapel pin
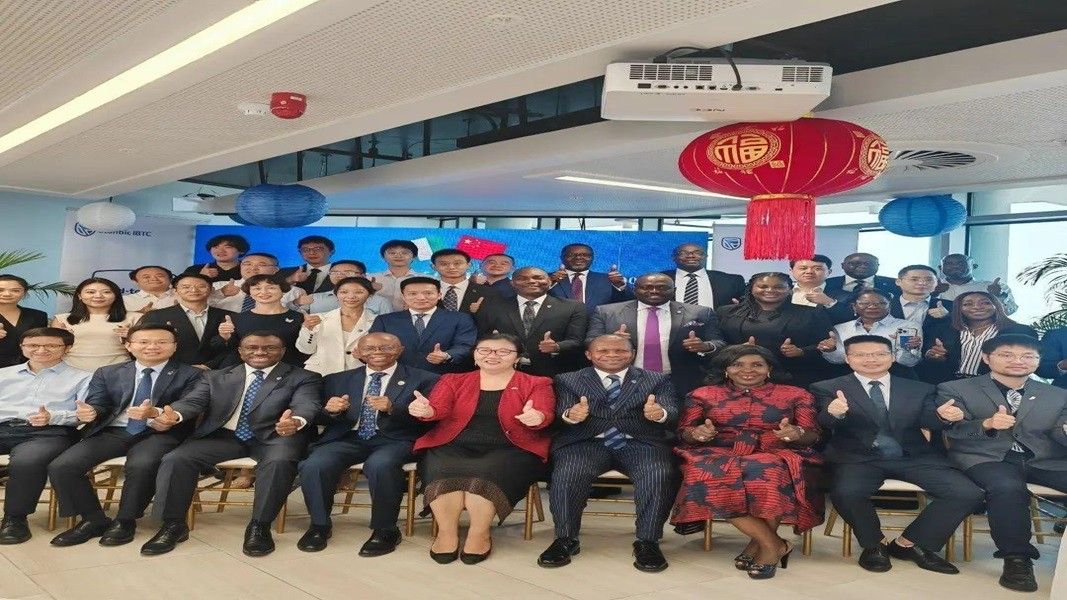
[1029,396,1036,400]
[285,318,295,323]
[166,370,175,375]
[396,380,405,386]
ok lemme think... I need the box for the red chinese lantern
[678,118,889,260]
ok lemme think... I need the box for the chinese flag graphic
[457,235,507,260]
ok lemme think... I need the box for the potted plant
[1016,252,1067,333]
[0,250,75,300]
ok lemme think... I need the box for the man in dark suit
[586,272,725,396]
[811,334,982,574]
[278,235,336,294]
[661,242,745,309]
[140,331,322,557]
[47,324,202,547]
[475,267,588,378]
[368,277,476,374]
[297,332,439,556]
[890,265,951,330]
[538,334,678,572]
[937,334,1067,593]
[548,243,633,313]
[429,248,499,315]
[1037,327,1067,389]
[139,273,234,368]
[823,253,902,301]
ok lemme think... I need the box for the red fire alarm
[270,92,306,119]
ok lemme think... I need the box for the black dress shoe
[999,556,1038,592]
[50,518,111,547]
[537,537,581,568]
[243,521,275,557]
[296,525,331,552]
[430,546,459,564]
[858,544,892,572]
[460,540,492,565]
[140,522,189,555]
[632,540,668,573]
[359,528,401,557]
[0,516,31,545]
[99,520,136,546]
[673,521,706,536]
[886,540,959,574]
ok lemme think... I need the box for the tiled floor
[0,494,1060,600]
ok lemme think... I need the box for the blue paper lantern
[235,183,328,228]
[878,195,966,237]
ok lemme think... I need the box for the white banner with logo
[711,225,860,279]
[58,211,197,311]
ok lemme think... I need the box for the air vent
[628,63,713,81]
[888,150,978,172]
[780,65,825,82]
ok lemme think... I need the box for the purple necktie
[643,306,663,372]
[571,273,584,303]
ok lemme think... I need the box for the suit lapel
[529,298,556,334]
[846,375,884,424]
[887,376,911,427]
[978,376,1009,412]
[667,302,685,345]
[117,362,137,409]
[617,368,643,410]
[420,311,446,346]
[505,300,526,337]
[621,302,639,348]
[249,363,291,412]
[1015,383,1039,424]
[580,369,609,409]
[151,360,180,402]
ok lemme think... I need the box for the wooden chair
[186,458,288,533]
[323,462,421,536]
[701,517,815,556]
[824,478,956,560]
[428,482,545,540]
[0,454,62,531]
[962,483,1065,561]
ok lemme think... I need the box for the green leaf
[0,249,46,270]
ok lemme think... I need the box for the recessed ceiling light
[555,175,742,200]
[0,0,322,156]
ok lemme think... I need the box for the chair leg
[842,523,852,557]
[431,516,439,538]
[101,467,121,511]
[276,501,287,534]
[186,502,196,530]
[823,507,837,536]
[216,469,234,513]
[532,484,545,523]
[523,485,535,540]
[945,533,955,561]
[963,515,973,562]
[1031,496,1045,544]
[47,489,58,531]
[405,471,417,537]
[703,518,713,551]
[802,529,813,556]
[341,470,359,515]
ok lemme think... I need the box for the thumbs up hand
[113,324,130,339]
[0,323,5,340]
[220,280,240,297]
[613,323,628,336]
[218,315,235,340]
[774,417,804,442]
[75,400,97,423]
[426,342,451,364]
[200,265,220,279]
[643,394,666,422]
[987,277,1004,296]
[928,301,949,319]
[566,396,590,423]
[28,405,51,427]
[369,276,383,291]
[149,405,179,431]
[744,336,757,346]
[816,330,838,353]
[325,394,351,414]
[408,390,434,419]
[827,390,850,417]
[515,399,545,427]
[302,313,322,330]
[688,418,716,443]
[607,264,626,287]
[538,331,560,354]
[984,405,1016,430]
[550,264,568,284]
[469,296,485,314]
[925,337,948,360]
[780,337,803,357]
[288,268,310,283]
[804,289,835,307]
[472,273,489,285]
[682,329,708,353]
[937,399,965,422]
[136,302,155,314]
[126,399,156,420]
[275,408,300,436]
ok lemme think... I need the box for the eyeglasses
[359,345,400,353]
[20,343,67,351]
[330,270,363,277]
[846,352,893,359]
[240,345,284,352]
[854,301,889,307]
[475,348,518,356]
[175,285,209,291]
[127,340,177,347]
[989,352,1040,361]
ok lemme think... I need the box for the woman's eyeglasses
[475,348,517,357]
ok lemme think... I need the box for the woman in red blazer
[409,332,555,565]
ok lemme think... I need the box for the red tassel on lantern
[746,194,816,259]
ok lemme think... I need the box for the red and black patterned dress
[671,383,825,533]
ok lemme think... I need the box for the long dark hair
[67,277,127,325]
[728,272,793,322]
[704,344,789,385]
[950,291,1016,331]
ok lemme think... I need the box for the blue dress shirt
[0,361,93,426]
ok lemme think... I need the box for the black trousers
[48,427,184,521]
[965,453,1067,559]
[298,432,414,530]
[830,457,983,551]
[549,439,678,542]
[152,429,308,523]
[0,425,76,517]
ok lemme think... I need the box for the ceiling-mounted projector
[601,58,832,122]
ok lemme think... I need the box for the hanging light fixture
[76,197,136,232]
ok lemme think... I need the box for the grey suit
[586,300,725,396]
[938,375,1067,558]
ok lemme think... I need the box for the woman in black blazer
[0,274,49,367]
[715,272,836,387]
[919,290,1038,384]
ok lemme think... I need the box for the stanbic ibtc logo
[74,222,96,237]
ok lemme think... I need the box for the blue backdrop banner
[193,225,706,280]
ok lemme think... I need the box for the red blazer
[413,370,556,460]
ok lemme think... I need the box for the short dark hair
[297,235,335,252]
[128,265,174,281]
[238,330,284,345]
[475,332,524,356]
[0,274,30,292]
[241,252,278,265]
[332,260,367,273]
[335,276,375,295]
[125,322,178,342]
[843,334,893,352]
[981,334,1042,355]
[21,327,75,346]
[241,274,291,294]
[561,243,593,258]
[431,248,471,263]
[380,240,418,257]
[586,333,635,351]
[172,272,212,287]
[789,254,832,268]
[483,253,515,263]
[400,276,441,292]
[897,264,938,278]
[704,344,785,385]
[205,234,249,253]
[852,289,895,304]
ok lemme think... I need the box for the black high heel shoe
[747,541,793,580]
[733,552,755,570]
[430,543,460,564]
[460,540,492,565]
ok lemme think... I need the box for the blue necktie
[601,374,627,449]
[241,294,255,312]
[413,313,427,337]
[126,367,154,435]
[234,370,265,442]
[357,372,386,439]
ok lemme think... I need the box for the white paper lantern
[76,201,136,232]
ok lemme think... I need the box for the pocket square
[683,320,705,327]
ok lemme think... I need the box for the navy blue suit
[824,275,902,302]
[1038,327,1067,389]
[299,364,439,529]
[369,309,476,374]
[548,271,633,313]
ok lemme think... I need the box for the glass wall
[857,230,933,277]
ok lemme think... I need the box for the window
[857,230,933,277]
[970,184,1067,216]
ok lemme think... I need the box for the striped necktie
[601,374,627,449]
[683,273,699,305]
[413,313,427,337]
[234,370,265,442]
[1006,389,1025,453]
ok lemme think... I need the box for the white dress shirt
[791,285,834,307]
[180,303,210,339]
[674,268,714,307]
[517,295,548,316]
[109,362,164,428]
[843,276,875,292]
[297,263,331,291]
[366,269,420,311]
[899,296,932,323]
[564,270,588,302]
[123,289,177,312]
[410,306,438,326]
[853,372,892,410]
[439,277,471,308]
[635,301,671,373]
[208,279,305,312]
[350,363,398,431]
